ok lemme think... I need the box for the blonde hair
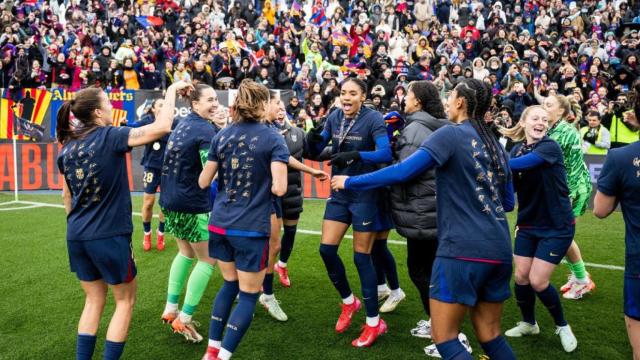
[500,105,548,142]
[551,94,572,119]
[232,79,270,123]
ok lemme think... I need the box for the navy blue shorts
[430,257,512,307]
[373,209,394,232]
[625,275,640,321]
[271,197,283,219]
[67,235,137,285]
[209,232,269,272]
[142,168,161,194]
[323,199,379,232]
[514,226,575,265]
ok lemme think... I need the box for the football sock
[319,244,352,299]
[182,261,214,316]
[158,221,165,233]
[366,315,380,327]
[103,340,126,360]
[537,285,567,327]
[377,284,390,292]
[480,335,516,360]
[371,240,386,286]
[375,239,400,290]
[436,338,473,360]
[76,333,97,360]
[354,252,378,318]
[514,283,536,325]
[569,260,588,282]
[262,273,274,296]
[221,291,259,354]
[209,280,240,342]
[279,225,297,264]
[342,294,355,305]
[167,253,194,304]
[143,222,151,233]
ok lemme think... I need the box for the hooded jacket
[390,111,449,240]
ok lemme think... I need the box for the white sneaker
[555,325,577,352]
[563,276,595,300]
[259,294,288,322]
[411,319,432,339]
[378,287,391,302]
[380,289,406,313]
[424,333,472,358]
[505,321,540,337]
[560,273,577,293]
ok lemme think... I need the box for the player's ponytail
[56,87,104,144]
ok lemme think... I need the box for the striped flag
[111,109,128,127]
[0,88,52,140]
[310,8,328,27]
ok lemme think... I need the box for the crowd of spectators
[2,0,640,150]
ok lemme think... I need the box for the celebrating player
[306,78,393,347]
[125,99,168,251]
[593,110,640,360]
[544,95,596,300]
[57,82,189,360]
[501,105,578,353]
[198,79,289,360]
[159,84,220,342]
[332,79,516,360]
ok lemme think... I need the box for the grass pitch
[0,193,632,359]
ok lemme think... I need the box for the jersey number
[143,171,154,184]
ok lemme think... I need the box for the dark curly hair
[407,81,446,119]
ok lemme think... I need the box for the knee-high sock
[435,338,474,360]
[103,340,126,360]
[319,244,352,299]
[371,240,387,286]
[76,334,97,360]
[182,261,214,315]
[220,291,260,354]
[354,252,378,318]
[568,260,588,281]
[480,336,516,360]
[279,225,297,264]
[376,239,400,290]
[262,273,274,296]
[143,222,151,233]
[514,283,536,325]
[167,253,194,304]
[209,280,240,342]
[537,285,567,327]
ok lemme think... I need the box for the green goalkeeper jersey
[548,120,592,197]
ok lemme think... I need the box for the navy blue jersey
[57,126,133,241]
[511,137,574,229]
[159,112,218,213]
[421,121,512,262]
[208,122,289,235]
[597,141,640,276]
[324,107,387,203]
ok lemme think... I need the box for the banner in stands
[0,88,604,202]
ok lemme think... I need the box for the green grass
[0,193,632,359]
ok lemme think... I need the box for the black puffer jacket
[279,121,306,219]
[390,111,449,241]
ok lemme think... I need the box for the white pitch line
[15,200,626,271]
[0,204,44,211]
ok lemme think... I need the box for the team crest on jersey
[231,157,239,169]
[76,168,85,180]
[291,134,298,142]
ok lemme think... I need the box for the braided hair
[454,78,509,185]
